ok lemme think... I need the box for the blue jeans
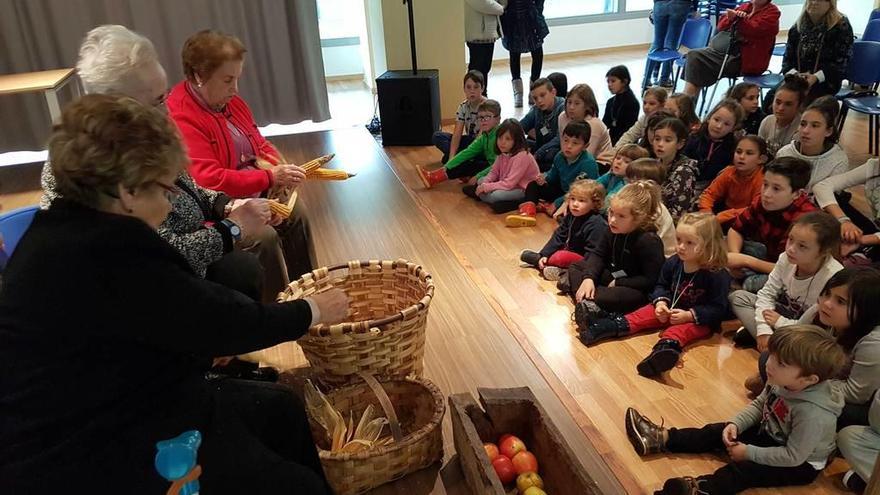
[432,131,476,164]
[476,177,526,204]
[644,0,691,86]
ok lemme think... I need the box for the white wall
[322,45,364,77]
[839,0,874,35]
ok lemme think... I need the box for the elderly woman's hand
[227,199,271,241]
[309,288,350,325]
[272,164,307,189]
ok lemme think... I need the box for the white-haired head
[76,25,167,106]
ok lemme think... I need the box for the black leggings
[524,180,564,205]
[467,42,495,95]
[567,263,648,314]
[206,251,263,301]
[666,423,819,494]
[509,47,543,82]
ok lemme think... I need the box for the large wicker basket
[279,259,434,385]
[309,375,445,495]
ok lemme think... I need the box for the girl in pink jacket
[463,118,540,214]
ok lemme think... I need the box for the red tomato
[499,435,527,459]
[511,451,539,474]
[491,456,517,484]
[483,443,500,462]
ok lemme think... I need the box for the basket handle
[357,373,404,443]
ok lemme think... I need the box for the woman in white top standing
[814,157,880,264]
[775,95,848,191]
[464,0,504,95]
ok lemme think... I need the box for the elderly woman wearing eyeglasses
[1,94,347,494]
[167,30,316,281]
[41,25,289,304]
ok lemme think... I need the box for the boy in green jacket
[418,99,501,188]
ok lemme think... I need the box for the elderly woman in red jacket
[167,30,315,279]
[681,0,780,98]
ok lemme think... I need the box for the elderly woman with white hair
[41,25,292,306]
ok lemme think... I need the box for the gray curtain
[0,0,330,151]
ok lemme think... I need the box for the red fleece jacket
[717,1,780,76]
[166,81,280,197]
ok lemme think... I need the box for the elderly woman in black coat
[0,94,348,494]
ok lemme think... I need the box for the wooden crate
[449,387,601,495]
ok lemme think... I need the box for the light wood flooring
[1,47,877,494]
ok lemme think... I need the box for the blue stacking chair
[838,42,880,155]
[653,17,712,91]
[871,9,880,23]
[863,19,880,43]
[0,205,39,256]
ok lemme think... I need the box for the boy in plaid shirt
[726,157,816,292]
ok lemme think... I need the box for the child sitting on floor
[566,181,665,315]
[727,157,817,293]
[577,212,730,377]
[556,83,612,158]
[431,70,486,165]
[626,325,847,495]
[519,179,607,281]
[597,143,650,210]
[625,158,677,258]
[602,65,640,145]
[698,135,768,228]
[419,99,501,188]
[728,82,765,136]
[730,211,843,352]
[506,121,598,227]
[520,78,566,171]
[615,86,667,149]
[664,93,701,135]
[463,119,540,213]
[650,117,699,220]
[775,95,849,191]
[759,74,807,156]
[684,99,743,193]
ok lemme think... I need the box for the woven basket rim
[317,375,445,462]
[282,259,435,332]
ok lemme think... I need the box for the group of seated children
[417,63,880,494]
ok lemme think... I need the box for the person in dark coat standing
[500,0,550,108]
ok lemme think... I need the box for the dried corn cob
[307,168,355,181]
[268,200,292,218]
[300,153,335,172]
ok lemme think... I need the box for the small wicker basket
[309,375,445,495]
[279,259,434,385]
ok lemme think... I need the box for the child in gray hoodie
[838,391,880,492]
[625,325,847,495]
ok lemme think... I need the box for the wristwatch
[220,219,242,242]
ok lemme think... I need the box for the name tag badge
[612,270,627,279]
[540,126,550,136]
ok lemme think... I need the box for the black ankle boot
[573,300,609,331]
[579,314,628,345]
[637,339,683,377]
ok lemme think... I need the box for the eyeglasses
[150,180,181,202]
[477,115,497,122]
[152,91,168,109]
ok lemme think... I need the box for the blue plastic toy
[155,430,202,495]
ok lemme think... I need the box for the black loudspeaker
[376,70,440,146]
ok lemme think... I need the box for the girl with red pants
[576,212,731,377]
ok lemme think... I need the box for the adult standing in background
[644,0,698,90]
[500,0,549,108]
[465,0,504,96]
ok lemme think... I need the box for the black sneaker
[655,477,707,495]
[625,407,666,456]
[578,314,628,345]
[637,339,682,377]
[732,326,756,348]
[843,470,867,493]
[556,270,571,293]
[519,249,542,267]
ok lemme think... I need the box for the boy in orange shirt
[699,135,768,227]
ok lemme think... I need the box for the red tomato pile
[483,434,546,494]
